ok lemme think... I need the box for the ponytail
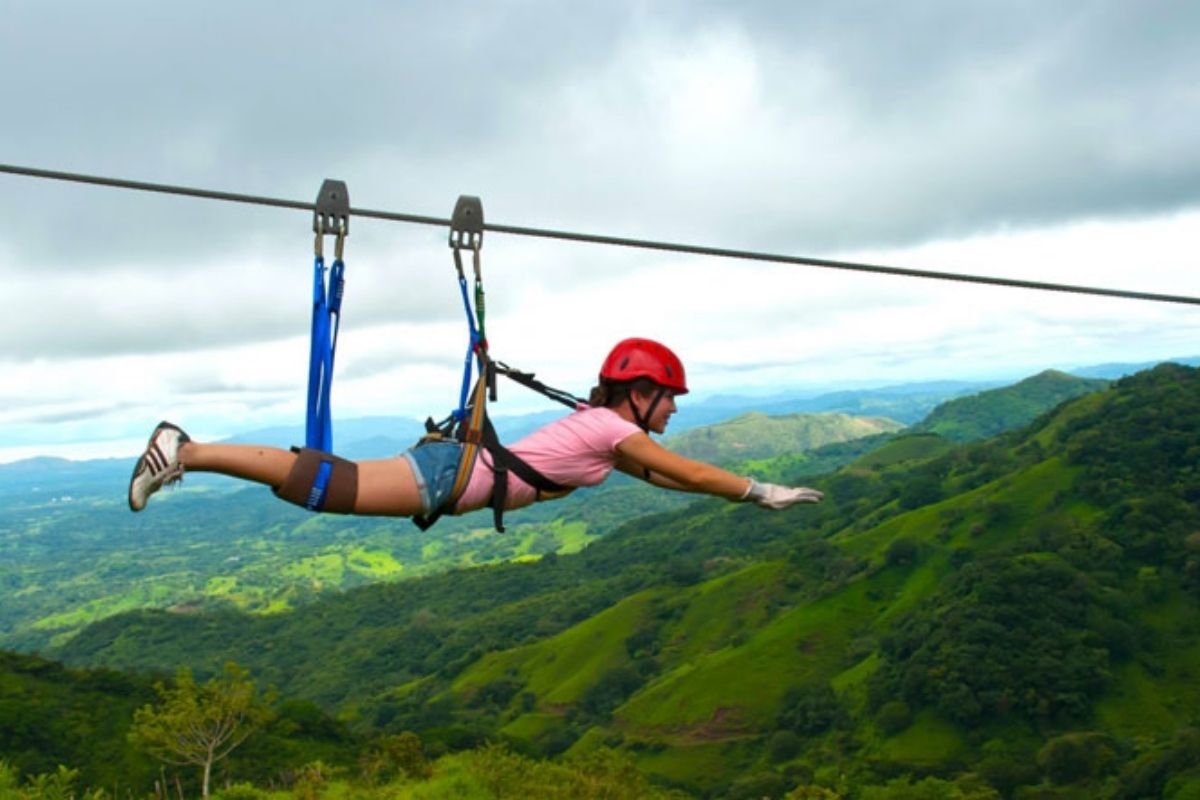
[587,378,659,409]
[588,383,612,407]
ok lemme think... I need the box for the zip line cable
[3,161,1198,307]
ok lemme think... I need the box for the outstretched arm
[614,432,824,509]
[615,431,750,499]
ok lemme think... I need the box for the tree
[876,700,912,735]
[0,763,106,800]
[767,730,803,763]
[359,732,431,785]
[778,683,844,735]
[1036,732,1118,785]
[129,663,272,800]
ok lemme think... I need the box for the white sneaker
[128,421,191,511]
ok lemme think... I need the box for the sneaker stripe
[148,444,166,472]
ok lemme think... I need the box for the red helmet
[599,338,688,395]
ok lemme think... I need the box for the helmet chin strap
[627,387,667,433]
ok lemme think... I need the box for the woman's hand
[741,480,824,509]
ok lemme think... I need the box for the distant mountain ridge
[666,411,903,462]
[1064,353,1200,378]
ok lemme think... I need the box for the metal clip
[313,179,350,257]
[449,195,484,251]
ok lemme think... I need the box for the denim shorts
[402,441,466,515]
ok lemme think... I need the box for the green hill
[910,369,1109,442]
[664,411,904,463]
[51,364,1200,797]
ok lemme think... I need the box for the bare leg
[179,442,295,486]
[178,442,425,517]
[354,458,424,516]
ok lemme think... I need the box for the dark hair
[588,377,659,408]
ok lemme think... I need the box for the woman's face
[631,386,678,434]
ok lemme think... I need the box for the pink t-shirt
[454,406,643,514]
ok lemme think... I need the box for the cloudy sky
[2,1,1199,462]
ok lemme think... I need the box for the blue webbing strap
[306,254,345,451]
[454,253,481,422]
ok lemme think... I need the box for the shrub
[768,730,803,763]
[1165,775,1200,800]
[1037,732,1118,785]
[580,667,644,717]
[876,700,912,735]
[214,783,268,800]
[779,684,844,735]
[471,678,523,709]
[728,771,788,799]
[359,731,431,784]
[886,538,919,567]
[976,754,1039,796]
[899,476,944,510]
[786,786,842,799]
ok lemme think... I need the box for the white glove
[740,479,824,510]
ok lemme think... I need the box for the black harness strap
[626,386,668,433]
[411,361,577,533]
[478,416,571,532]
[493,362,586,410]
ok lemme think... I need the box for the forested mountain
[910,369,1110,442]
[49,364,1200,798]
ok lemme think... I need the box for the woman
[128,338,824,518]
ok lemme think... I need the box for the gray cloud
[1,1,629,266]
[4,0,1198,275]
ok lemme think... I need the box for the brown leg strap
[274,447,358,514]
